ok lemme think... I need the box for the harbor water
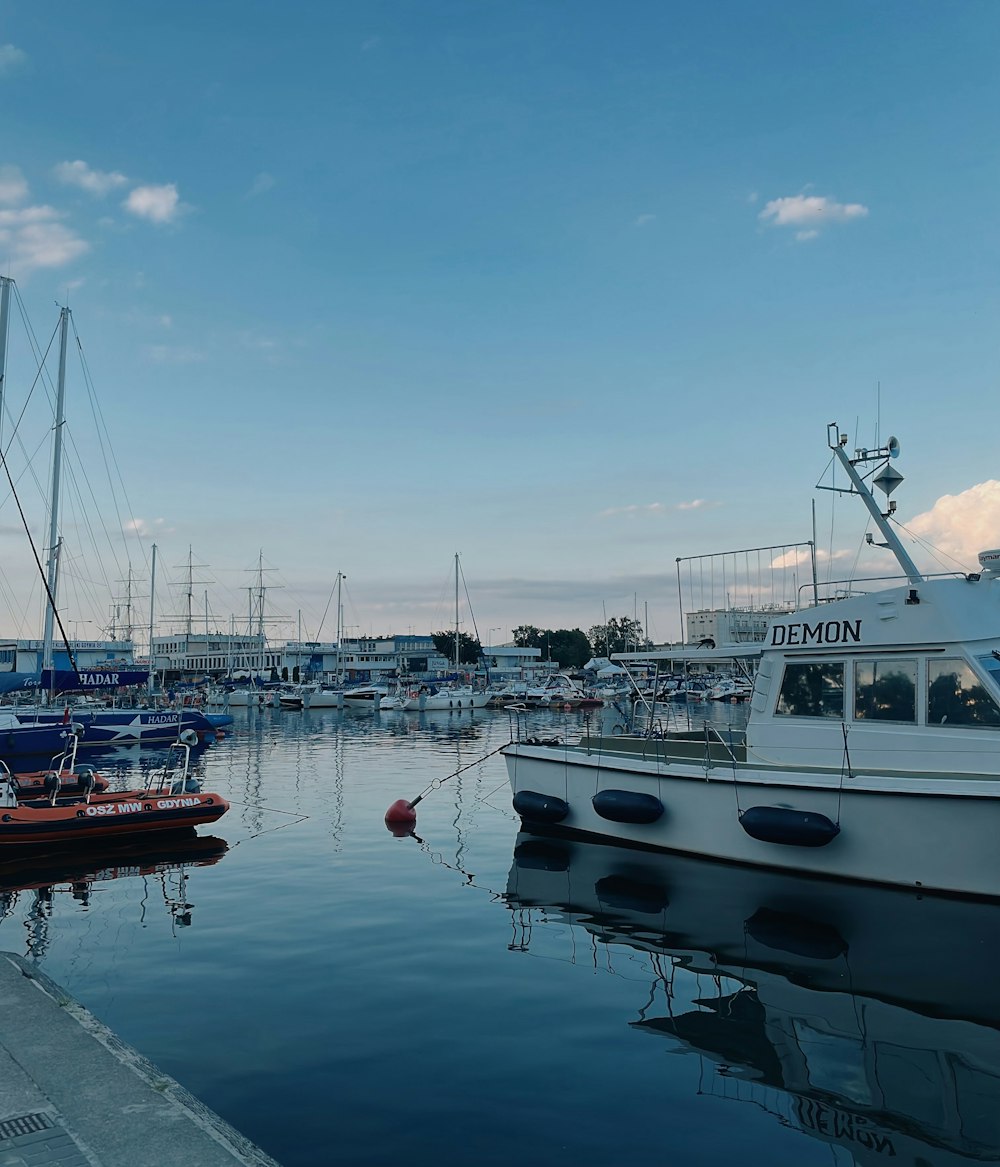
[0,700,998,1166]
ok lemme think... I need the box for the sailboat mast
[335,571,343,681]
[454,553,459,673]
[0,276,11,447]
[147,543,157,695]
[185,546,194,636]
[42,307,70,677]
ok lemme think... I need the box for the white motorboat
[220,686,268,708]
[398,684,490,711]
[305,686,344,709]
[504,423,1000,897]
[493,673,584,708]
[342,684,389,706]
[707,676,754,701]
[276,684,311,709]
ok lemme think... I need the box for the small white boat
[707,677,754,701]
[398,684,490,711]
[505,423,1000,898]
[342,684,389,706]
[305,686,344,709]
[204,683,268,708]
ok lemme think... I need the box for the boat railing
[48,722,85,777]
[0,762,16,808]
[146,729,201,796]
[796,569,969,608]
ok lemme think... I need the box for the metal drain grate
[0,1113,53,1140]
[0,1112,89,1166]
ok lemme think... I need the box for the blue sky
[1,1,999,647]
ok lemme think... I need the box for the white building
[151,632,282,680]
[0,639,136,673]
[685,605,792,647]
[150,631,545,684]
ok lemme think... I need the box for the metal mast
[827,423,924,586]
[147,543,157,694]
[41,307,70,678]
[0,276,11,448]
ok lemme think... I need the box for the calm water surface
[1,701,998,1166]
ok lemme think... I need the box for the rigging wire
[0,440,77,673]
[72,318,150,576]
[893,519,972,574]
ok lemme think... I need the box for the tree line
[431,616,649,670]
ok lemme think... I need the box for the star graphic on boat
[109,716,146,741]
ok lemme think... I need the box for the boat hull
[14,709,217,746]
[304,691,343,708]
[504,741,1000,897]
[0,723,83,759]
[399,690,491,711]
[0,790,230,846]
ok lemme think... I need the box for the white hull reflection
[505,832,1000,1167]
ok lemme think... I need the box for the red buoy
[385,799,417,835]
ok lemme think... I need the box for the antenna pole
[828,424,923,585]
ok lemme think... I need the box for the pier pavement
[0,951,280,1166]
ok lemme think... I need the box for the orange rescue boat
[0,731,229,847]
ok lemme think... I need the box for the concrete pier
[0,951,280,1166]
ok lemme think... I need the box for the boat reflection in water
[0,833,228,952]
[506,831,1000,1166]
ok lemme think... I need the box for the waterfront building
[150,631,545,685]
[151,632,281,681]
[0,638,136,673]
[685,605,793,647]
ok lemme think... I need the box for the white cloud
[248,172,275,198]
[0,206,88,274]
[124,183,181,224]
[54,160,129,196]
[908,481,1000,569]
[598,498,720,519]
[237,330,276,351]
[634,213,656,227]
[599,502,667,518]
[126,517,174,537]
[0,164,28,205]
[675,498,718,511]
[770,546,849,570]
[0,44,27,77]
[362,36,381,51]
[147,344,204,364]
[759,193,869,239]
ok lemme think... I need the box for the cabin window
[975,653,1000,695]
[854,659,916,723]
[775,662,845,718]
[927,659,1000,727]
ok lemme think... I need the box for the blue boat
[11,707,220,747]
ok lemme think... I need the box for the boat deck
[572,729,748,765]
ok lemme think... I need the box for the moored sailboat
[398,554,491,711]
